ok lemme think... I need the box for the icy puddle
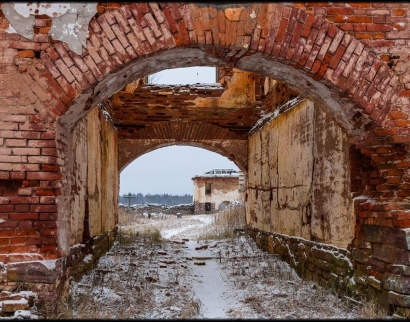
[65,213,389,319]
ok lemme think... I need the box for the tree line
[119,193,193,206]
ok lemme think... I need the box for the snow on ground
[63,213,389,319]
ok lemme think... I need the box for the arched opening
[218,201,230,211]
[119,145,240,197]
[52,35,395,262]
[2,2,409,313]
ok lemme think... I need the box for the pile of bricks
[0,290,39,319]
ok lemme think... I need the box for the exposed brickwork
[261,80,301,114]
[108,83,260,138]
[117,121,249,172]
[1,1,410,315]
[350,145,372,198]
[292,3,410,54]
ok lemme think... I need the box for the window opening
[205,202,211,212]
[205,183,211,195]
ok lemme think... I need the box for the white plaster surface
[2,2,97,54]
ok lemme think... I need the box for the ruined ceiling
[104,69,266,140]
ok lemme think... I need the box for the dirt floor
[59,210,391,319]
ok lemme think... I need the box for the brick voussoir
[55,76,77,100]
[149,3,166,24]
[69,65,92,89]
[127,15,148,45]
[365,60,384,83]
[68,50,90,73]
[315,21,330,47]
[341,38,359,62]
[328,29,345,54]
[329,45,346,69]
[97,15,117,41]
[177,19,190,46]
[53,43,75,68]
[111,23,133,49]
[83,55,104,81]
[181,4,194,31]
[144,12,163,38]
[89,18,102,33]
[40,53,61,79]
[113,9,132,34]
[129,3,148,29]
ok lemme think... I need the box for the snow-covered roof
[192,169,239,179]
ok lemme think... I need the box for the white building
[191,169,244,214]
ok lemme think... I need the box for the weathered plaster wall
[193,176,240,213]
[57,106,118,255]
[247,99,353,248]
[1,2,97,55]
[312,105,355,247]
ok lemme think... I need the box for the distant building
[192,169,245,214]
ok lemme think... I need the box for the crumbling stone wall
[113,74,258,172]
[247,228,366,304]
[121,204,194,215]
[247,95,410,311]
[57,106,118,256]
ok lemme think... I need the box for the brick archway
[2,2,410,314]
[37,2,401,134]
[119,121,248,172]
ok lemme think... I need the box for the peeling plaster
[2,3,35,40]
[1,2,97,55]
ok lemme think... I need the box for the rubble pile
[119,203,194,215]
[0,290,41,319]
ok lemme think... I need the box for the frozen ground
[62,212,389,319]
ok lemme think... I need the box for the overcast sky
[119,67,239,196]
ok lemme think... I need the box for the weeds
[358,297,387,319]
[198,202,246,240]
[58,208,393,320]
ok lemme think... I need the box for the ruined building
[192,168,243,213]
[1,1,410,316]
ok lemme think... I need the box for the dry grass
[117,207,163,245]
[198,202,246,240]
[57,231,201,319]
[118,207,144,226]
[220,240,389,319]
[358,299,387,319]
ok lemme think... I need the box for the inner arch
[119,145,240,196]
[60,47,355,136]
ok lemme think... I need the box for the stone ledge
[6,259,63,284]
[388,291,410,308]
